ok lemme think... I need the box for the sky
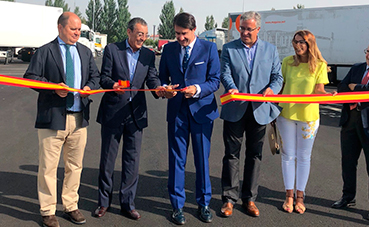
[16,0,369,35]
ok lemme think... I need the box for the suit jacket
[337,62,369,137]
[159,39,220,124]
[96,40,160,129]
[23,38,100,130]
[220,38,283,125]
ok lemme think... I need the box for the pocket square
[195,61,205,65]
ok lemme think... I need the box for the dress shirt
[126,39,140,82]
[58,37,82,112]
[241,39,258,71]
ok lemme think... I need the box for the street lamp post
[92,0,95,31]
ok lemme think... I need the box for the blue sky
[16,0,369,34]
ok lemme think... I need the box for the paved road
[0,57,368,226]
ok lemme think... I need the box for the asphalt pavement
[0,57,369,227]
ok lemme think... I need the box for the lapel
[76,42,87,86]
[132,48,146,86]
[358,63,368,83]
[187,39,200,70]
[50,38,65,82]
[251,39,264,77]
[117,40,130,81]
[174,42,182,73]
[236,39,251,75]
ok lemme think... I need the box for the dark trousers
[98,119,142,211]
[221,105,266,203]
[341,109,369,200]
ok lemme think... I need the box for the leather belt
[66,110,82,114]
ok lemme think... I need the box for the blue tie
[65,45,74,108]
[182,46,190,72]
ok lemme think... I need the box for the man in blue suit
[332,45,369,215]
[94,18,163,220]
[219,11,283,218]
[159,12,220,225]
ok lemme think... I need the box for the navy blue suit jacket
[96,40,160,129]
[159,39,220,124]
[24,38,100,130]
[338,62,369,137]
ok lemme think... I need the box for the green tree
[114,0,131,42]
[179,7,184,13]
[74,6,83,20]
[222,17,229,29]
[100,0,117,43]
[157,0,175,39]
[205,15,216,30]
[45,0,70,12]
[293,4,305,9]
[86,0,103,32]
[1,0,15,2]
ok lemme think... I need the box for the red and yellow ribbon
[220,92,369,105]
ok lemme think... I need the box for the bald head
[57,12,81,45]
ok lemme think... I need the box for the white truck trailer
[0,1,63,64]
[228,5,369,83]
[198,28,228,56]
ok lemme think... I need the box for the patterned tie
[350,69,369,110]
[65,44,74,108]
[182,46,190,72]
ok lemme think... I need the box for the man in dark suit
[159,12,220,225]
[332,46,369,216]
[94,17,163,220]
[24,12,100,227]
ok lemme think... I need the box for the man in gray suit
[219,11,283,217]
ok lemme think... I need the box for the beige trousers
[37,113,87,216]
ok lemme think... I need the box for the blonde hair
[291,30,327,73]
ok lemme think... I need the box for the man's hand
[80,86,91,98]
[163,84,179,99]
[113,82,126,94]
[55,83,69,98]
[155,86,166,97]
[228,89,239,94]
[262,87,274,97]
[349,83,356,91]
[181,85,196,98]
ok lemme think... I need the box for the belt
[66,110,82,114]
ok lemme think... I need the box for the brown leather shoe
[42,215,60,227]
[64,209,86,224]
[243,201,260,217]
[94,206,108,218]
[122,209,141,220]
[220,202,233,217]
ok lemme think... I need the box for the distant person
[219,11,283,217]
[332,45,369,216]
[93,17,163,220]
[23,12,100,227]
[276,30,335,214]
[158,12,220,225]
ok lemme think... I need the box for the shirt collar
[183,37,197,50]
[126,39,141,53]
[57,37,76,46]
[241,38,258,49]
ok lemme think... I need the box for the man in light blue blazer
[219,11,283,218]
[159,12,220,225]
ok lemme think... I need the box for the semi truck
[79,24,97,57]
[198,28,228,56]
[228,5,369,84]
[0,1,63,64]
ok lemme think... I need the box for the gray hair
[127,17,147,31]
[240,11,261,28]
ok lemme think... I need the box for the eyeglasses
[364,49,369,54]
[239,26,258,33]
[293,40,307,45]
[136,32,149,39]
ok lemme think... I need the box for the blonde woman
[276,30,336,214]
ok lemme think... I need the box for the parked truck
[94,32,108,57]
[79,24,97,57]
[0,1,63,64]
[198,28,228,56]
[228,5,369,84]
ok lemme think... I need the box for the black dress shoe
[332,197,356,209]
[121,209,141,220]
[198,206,213,223]
[171,209,185,225]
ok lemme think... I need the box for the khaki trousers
[37,113,87,216]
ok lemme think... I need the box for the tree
[178,7,184,13]
[293,4,305,9]
[100,0,117,43]
[157,0,175,39]
[114,0,131,42]
[45,0,70,12]
[221,17,229,29]
[74,6,83,20]
[86,0,103,32]
[1,0,15,2]
[204,15,216,30]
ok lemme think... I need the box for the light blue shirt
[58,37,82,112]
[126,39,140,81]
[241,39,258,71]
